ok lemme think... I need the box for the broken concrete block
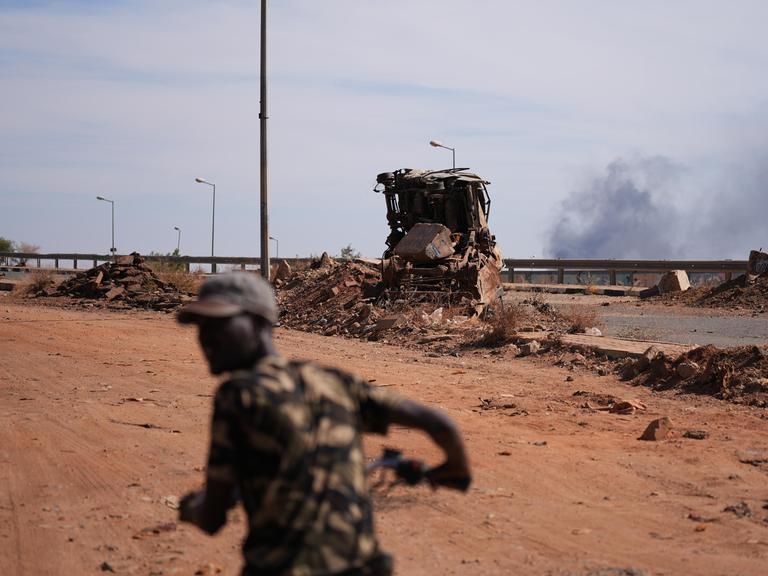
[635,346,662,372]
[676,361,699,379]
[373,314,406,333]
[639,417,672,441]
[506,344,521,356]
[658,270,691,294]
[748,250,768,277]
[519,340,540,356]
[275,260,292,282]
[393,223,454,262]
[105,286,125,301]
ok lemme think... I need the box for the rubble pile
[624,344,768,406]
[276,254,481,345]
[276,255,388,337]
[654,251,767,311]
[49,253,191,311]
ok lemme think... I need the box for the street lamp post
[195,177,216,273]
[269,236,278,260]
[429,139,456,169]
[96,195,116,260]
[173,226,181,254]
[259,0,270,281]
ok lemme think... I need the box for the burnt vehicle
[374,168,503,308]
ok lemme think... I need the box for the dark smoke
[547,151,767,259]
[547,156,684,259]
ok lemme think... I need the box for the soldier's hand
[178,490,205,526]
[426,461,472,492]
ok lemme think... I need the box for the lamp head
[429,140,443,148]
[96,195,105,200]
[195,177,209,184]
[174,226,180,231]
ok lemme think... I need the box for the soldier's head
[177,273,279,374]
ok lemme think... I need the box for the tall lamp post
[194,177,216,273]
[429,139,455,169]
[269,235,278,259]
[259,0,270,281]
[173,226,181,254]
[95,195,116,260]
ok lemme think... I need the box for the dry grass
[479,302,533,346]
[23,269,55,295]
[156,270,204,294]
[558,305,602,333]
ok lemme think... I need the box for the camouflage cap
[177,272,279,324]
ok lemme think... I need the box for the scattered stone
[638,417,672,441]
[583,327,602,337]
[585,568,647,576]
[723,501,752,518]
[506,344,521,356]
[100,562,115,573]
[683,430,709,440]
[676,361,699,379]
[373,315,406,333]
[566,375,574,382]
[635,346,662,372]
[519,340,540,356]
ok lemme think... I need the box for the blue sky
[2,0,768,259]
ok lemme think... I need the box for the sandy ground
[2,300,768,576]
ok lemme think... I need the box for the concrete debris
[658,270,691,294]
[676,361,700,379]
[723,501,753,518]
[275,260,292,282]
[393,223,455,261]
[519,340,540,356]
[583,327,602,337]
[632,344,768,407]
[638,416,672,441]
[747,249,768,277]
[683,430,709,440]
[48,253,191,311]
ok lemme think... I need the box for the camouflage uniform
[207,354,400,576]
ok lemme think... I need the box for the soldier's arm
[347,373,471,489]
[387,398,471,489]
[179,478,236,535]
[180,382,240,534]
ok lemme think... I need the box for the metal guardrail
[0,252,749,283]
[503,258,748,284]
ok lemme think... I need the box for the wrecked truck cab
[374,168,503,308]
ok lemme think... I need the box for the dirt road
[2,301,768,575]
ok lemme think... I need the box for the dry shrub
[559,305,601,333]
[23,269,55,295]
[157,270,204,294]
[479,302,532,345]
[584,284,600,295]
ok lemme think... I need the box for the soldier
[177,273,471,576]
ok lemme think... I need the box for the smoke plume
[547,156,684,259]
[547,152,767,259]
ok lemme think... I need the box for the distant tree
[339,244,361,260]
[0,237,17,265]
[148,250,185,273]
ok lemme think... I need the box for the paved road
[600,306,768,347]
[505,291,768,347]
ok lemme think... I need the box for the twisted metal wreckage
[375,168,504,310]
